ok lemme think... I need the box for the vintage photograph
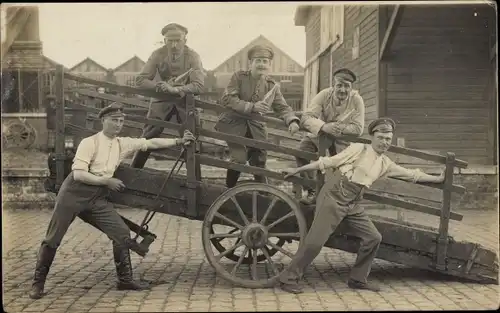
[1,1,498,312]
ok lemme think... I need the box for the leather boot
[226,169,241,188]
[113,242,150,291]
[29,244,57,299]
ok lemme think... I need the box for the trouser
[225,126,268,188]
[295,136,337,193]
[130,102,185,169]
[280,170,382,284]
[42,173,132,249]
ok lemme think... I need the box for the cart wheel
[209,226,288,264]
[202,183,307,288]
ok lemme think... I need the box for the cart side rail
[52,66,466,270]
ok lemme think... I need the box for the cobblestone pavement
[3,207,499,312]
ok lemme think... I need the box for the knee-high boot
[226,169,241,188]
[29,244,57,299]
[112,242,150,290]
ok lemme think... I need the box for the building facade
[295,4,497,165]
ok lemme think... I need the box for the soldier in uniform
[130,22,205,168]
[279,117,445,294]
[215,45,301,187]
[29,103,195,299]
[296,68,365,205]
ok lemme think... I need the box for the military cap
[248,45,274,60]
[368,117,396,135]
[161,23,188,36]
[97,102,125,119]
[333,68,357,83]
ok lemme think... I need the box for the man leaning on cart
[296,68,365,205]
[29,102,195,299]
[130,22,205,169]
[214,44,301,188]
[279,117,445,294]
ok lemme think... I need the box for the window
[280,75,292,83]
[287,63,295,72]
[320,5,345,52]
[126,75,136,87]
[352,26,360,60]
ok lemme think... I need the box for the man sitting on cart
[279,117,445,294]
[296,68,365,205]
[215,44,301,188]
[29,102,195,299]
[130,22,205,169]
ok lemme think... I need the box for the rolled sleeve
[118,137,149,158]
[384,161,424,183]
[71,137,95,172]
[301,88,330,135]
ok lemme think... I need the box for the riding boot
[29,244,57,299]
[113,242,150,291]
[226,169,241,188]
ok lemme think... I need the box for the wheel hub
[241,223,268,249]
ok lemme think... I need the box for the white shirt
[318,143,424,188]
[72,132,148,178]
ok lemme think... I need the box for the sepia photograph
[1,1,498,311]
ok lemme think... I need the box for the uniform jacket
[215,70,299,140]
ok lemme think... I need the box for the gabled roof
[69,57,108,72]
[212,34,304,72]
[113,55,146,72]
[42,55,69,70]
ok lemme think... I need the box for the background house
[113,55,146,87]
[295,3,497,166]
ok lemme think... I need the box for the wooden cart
[46,65,498,288]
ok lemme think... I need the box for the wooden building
[211,35,305,110]
[69,57,114,83]
[113,55,146,87]
[295,4,497,165]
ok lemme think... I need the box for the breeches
[42,173,131,249]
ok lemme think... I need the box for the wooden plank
[199,128,317,161]
[379,5,404,61]
[54,65,65,189]
[185,94,199,218]
[392,117,490,125]
[387,91,487,101]
[363,192,463,221]
[436,153,456,270]
[196,154,317,190]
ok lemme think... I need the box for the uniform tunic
[280,143,423,285]
[131,44,205,168]
[296,88,365,192]
[214,70,299,166]
[42,132,148,249]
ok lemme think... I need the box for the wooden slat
[196,154,317,190]
[199,128,317,161]
[363,192,463,221]
[380,5,404,61]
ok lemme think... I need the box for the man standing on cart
[296,68,365,205]
[279,117,445,294]
[29,102,195,299]
[130,22,205,169]
[215,45,301,188]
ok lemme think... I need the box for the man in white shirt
[279,117,445,294]
[29,102,195,300]
[297,68,365,205]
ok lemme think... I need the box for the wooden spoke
[209,232,242,240]
[215,240,245,260]
[251,249,258,280]
[230,196,250,226]
[260,196,278,225]
[267,240,294,259]
[267,211,295,230]
[231,246,249,276]
[214,212,244,230]
[268,232,300,238]
[260,247,279,276]
[252,191,258,223]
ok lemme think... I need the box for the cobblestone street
[3,207,499,312]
